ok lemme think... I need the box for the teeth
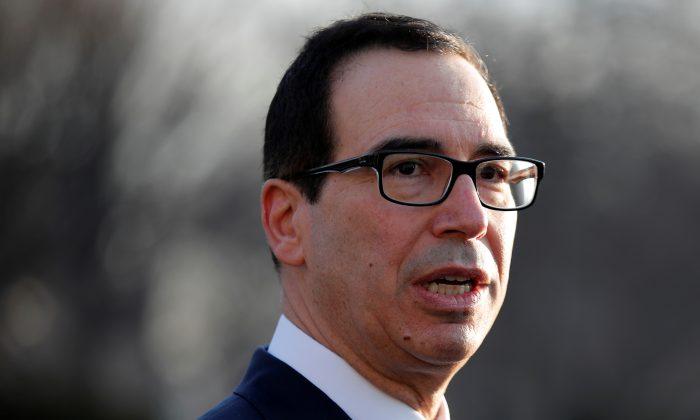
[425,281,472,295]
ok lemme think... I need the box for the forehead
[330,48,511,158]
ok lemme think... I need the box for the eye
[386,158,430,177]
[478,163,508,181]
[396,161,420,176]
[382,154,446,180]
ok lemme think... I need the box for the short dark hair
[263,12,508,203]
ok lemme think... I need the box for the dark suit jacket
[200,347,351,419]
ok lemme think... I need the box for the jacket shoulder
[201,347,350,420]
[199,393,262,420]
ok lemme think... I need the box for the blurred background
[1,0,699,419]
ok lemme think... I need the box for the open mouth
[422,276,474,295]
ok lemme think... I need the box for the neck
[282,298,459,419]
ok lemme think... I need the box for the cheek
[358,204,430,278]
[485,210,517,279]
[305,200,418,335]
[307,196,423,296]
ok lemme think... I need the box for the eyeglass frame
[292,150,546,211]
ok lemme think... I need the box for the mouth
[411,267,491,311]
[422,276,475,295]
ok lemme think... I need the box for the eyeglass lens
[380,153,538,209]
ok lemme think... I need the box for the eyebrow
[472,142,517,158]
[370,137,443,153]
[369,137,517,158]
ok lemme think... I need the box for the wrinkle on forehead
[362,102,487,128]
[332,50,482,107]
[347,81,488,118]
[352,104,503,152]
[404,101,487,117]
[330,49,508,158]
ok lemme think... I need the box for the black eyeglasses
[294,150,545,210]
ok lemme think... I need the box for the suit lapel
[235,347,351,419]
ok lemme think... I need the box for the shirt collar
[268,315,450,420]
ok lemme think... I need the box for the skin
[261,48,517,419]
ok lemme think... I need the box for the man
[202,12,544,420]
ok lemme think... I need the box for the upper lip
[412,265,490,286]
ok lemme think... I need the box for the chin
[408,323,487,366]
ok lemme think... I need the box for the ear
[260,179,307,266]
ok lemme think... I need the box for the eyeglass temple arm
[508,165,538,184]
[303,155,377,175]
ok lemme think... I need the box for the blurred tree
[0,1,152,418]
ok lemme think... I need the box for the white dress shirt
[268,315,450,420]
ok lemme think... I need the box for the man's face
[299,49,517,369]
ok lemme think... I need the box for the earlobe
[261,179,306,266]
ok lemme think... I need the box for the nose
[430,174,488,240]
